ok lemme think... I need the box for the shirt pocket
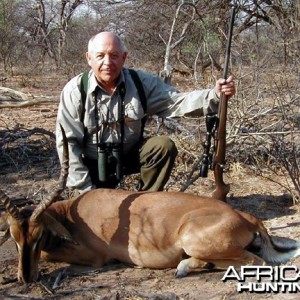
[83,103,97,134]
[123,98,144,141]
[125,97,144,122]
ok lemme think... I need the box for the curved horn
[0,190,23,221]
[30,124,69,222]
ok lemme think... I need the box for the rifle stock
[212,5,236,202]
[211,93,230,201]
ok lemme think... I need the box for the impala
[0,127,300,283]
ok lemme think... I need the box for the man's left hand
[215,75,235,98]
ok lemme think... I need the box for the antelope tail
[258,224,300,264]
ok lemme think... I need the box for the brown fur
[1,188,275,282]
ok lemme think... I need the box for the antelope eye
[32,232,43,253]
[33,238,41,253]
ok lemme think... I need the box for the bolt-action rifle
[200,5,236,202]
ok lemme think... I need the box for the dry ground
[1,74,300,299]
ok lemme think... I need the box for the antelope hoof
[175,270,187,278]
[204,262,215,270]
[175,260,189,278]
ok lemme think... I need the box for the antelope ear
[0,229,11,246]
[0,212,9,231]
[41,212,78,245]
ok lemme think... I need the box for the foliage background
[0,0,299,200]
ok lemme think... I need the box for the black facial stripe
[21,221,32,282]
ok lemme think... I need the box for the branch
[0,87,56,108]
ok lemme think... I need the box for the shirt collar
[87,69,126,95]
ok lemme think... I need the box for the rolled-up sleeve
[157,89,219,117]
[56,75,94,192]
[135,70,219,118]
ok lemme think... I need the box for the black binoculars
[199,115,217,178]
[98,143,123,183]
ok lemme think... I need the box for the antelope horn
[30,124,69,222]
[0,190,23,221]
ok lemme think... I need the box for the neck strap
[94,83,126,149]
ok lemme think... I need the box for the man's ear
[122,51,127,63]
[86,52,91,67]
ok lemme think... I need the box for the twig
[54,284,106,296]
[0,98,56,108]
[38,280,55,295]
[231,130,300,137]
[2,294,43,299]
[0,198,34,210]
[179,156,202,192]
[1,276,18,284]
[52,268,67,290]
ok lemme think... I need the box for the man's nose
[103,55,111,64]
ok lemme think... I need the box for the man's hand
[215,75,235,98]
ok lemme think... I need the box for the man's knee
[147,136,178,154]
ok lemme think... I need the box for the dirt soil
[1,75,300,300]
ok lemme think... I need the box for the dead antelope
[1,127,300,283]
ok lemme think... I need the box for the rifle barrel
[223,6,236,80]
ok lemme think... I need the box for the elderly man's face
[86,33,127,90]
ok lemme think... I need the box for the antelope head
[0,124,70,283]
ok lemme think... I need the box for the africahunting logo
[222,266,300,293]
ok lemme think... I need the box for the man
[56,31,235,194]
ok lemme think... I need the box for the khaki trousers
[84,135,178,191]
[139,135,178,191]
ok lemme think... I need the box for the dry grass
[1,69,300,300]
